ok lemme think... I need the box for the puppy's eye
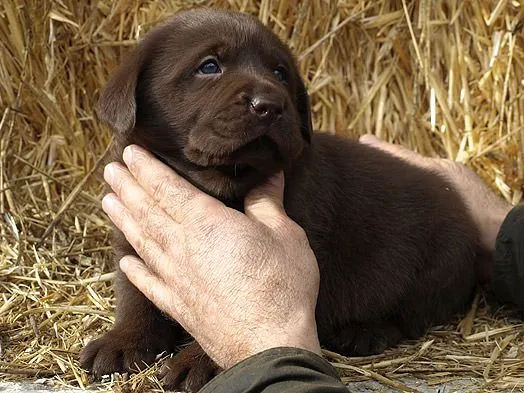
[198,59,221,75]
[273,66,287,83]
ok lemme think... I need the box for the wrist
[222,314,321,369]
[260,312,322,357]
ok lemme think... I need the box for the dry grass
[0,0,523,391]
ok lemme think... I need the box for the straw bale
[0,0,523,391]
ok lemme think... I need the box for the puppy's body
[81,9,484,391]
[285,134,477,351]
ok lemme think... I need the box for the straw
[1,0,522,391]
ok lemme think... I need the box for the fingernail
[102,193,117,213]
[359,134,379,145]
[119,255,131,271]
[123,145,133,165]
[104,163,116,183]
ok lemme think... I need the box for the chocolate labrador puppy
[80,8,489,392]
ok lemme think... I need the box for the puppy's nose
[249,97,283,122]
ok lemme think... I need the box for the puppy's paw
[80,328,164,378]
[160,342,219,393]
[327,322,403,356]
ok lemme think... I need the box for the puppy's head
[99,9,312,201]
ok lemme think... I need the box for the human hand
[101,145,321,369]
[359,135,512,252]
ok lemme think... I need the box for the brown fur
[80,9,489,391]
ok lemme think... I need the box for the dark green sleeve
[199,347,348,393]
[492,204,524,309]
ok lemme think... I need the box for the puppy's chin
[189,167,272,202]
[174,124,305,201]
[182,135,287,202]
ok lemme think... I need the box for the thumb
[244,171,289,229]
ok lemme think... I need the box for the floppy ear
[295,76,313,143]
[97,46,149,134]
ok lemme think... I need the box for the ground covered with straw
[0,0,523,392]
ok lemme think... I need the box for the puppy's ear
[295,76,312,143]
[97,47,149,134]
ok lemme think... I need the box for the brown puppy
[80,9,488,392]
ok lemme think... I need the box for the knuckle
[151,175,171,203]
[193,194,216,212]
[213,203,234,220]
[272,215,292,234]
[270,215,307,243]
[160,225,178,252]
[117,207,134,235]
[126,148,147,175]
[131,232,146,255]
[143,279,160,305]
[289,222,310,243]
[186,195,222,223]
[137,199,157,222]
[136,202,176,252]
[136,236,156,261]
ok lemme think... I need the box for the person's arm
[359,135,524,310]
[200,348,348,393]
[359,134,511,253]
[492,204,524,309]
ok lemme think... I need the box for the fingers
[104,162,182,256]
[359,134,430,166]
[358,134,381,145]
[102,193,164,266]
[244,171,289,231]
[122,145,222,224]
[119,255,181,321]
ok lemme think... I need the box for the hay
[0,0,523,391]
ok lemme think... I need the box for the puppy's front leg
[80,232,186,378]
[160,341,220,393]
